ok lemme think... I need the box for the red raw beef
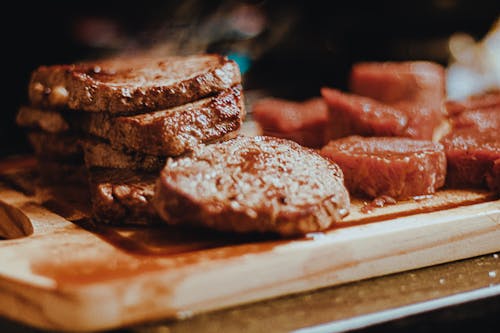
[450,107,500,132]
[442,95,500,192]
[321,87,408,141]
[441,129,500,191]
[350,61,445,140]
[252,97,328,148]
[445,90,500,116]
[320,136,446,199]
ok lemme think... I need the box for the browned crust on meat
[29,54,241,114]
[89,169,160,225]
[87,85,244,156]
[153,136,350,236]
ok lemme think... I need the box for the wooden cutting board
[0,157,499,332]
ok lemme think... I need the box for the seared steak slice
[29,54,241,114]
[252,97,328,148]
[89,169,159,225]
[86,85,244,156]
[18,86,244,157]
[321,88,408,140]
[349,61,445,140]
[154,136,350,236]
[81,139,165,171]
[320,136,446,199]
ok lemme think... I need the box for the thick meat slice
[29,54,241,114]
[320,136,446,199]
[441,130,500,190]
[86,86,244,156]
[18,86,244,157]
[442,98,500,191]
[445,90,500,116]
[321,88,408,140]
[153,136,350,236]
[252,97,328,148]
[89,169,159,225]
[350,61,445,140]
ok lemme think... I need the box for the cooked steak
[81,139,165,171]
[86,85,244,156]
[89,169,159,225]
[29,54,241,114]
[320,136,446,199]
[441,130,500,190]
[321,88,408,140]
[18,85,243,157]
[349,61,445,140]
[27,132,82,161]
[252,97,328,148]
[153,136,350,236]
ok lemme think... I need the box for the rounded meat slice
[320,136,446,199]
[320,87,408,141]
[153,136,350,236]
[441,130,500,189]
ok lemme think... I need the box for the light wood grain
[0,172,499,331]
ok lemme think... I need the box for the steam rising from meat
[447,18,500,99]
[72,1,296,75]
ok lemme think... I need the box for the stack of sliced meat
[441,91,500,193]
[17,54,244,224]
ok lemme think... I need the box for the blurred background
[2,0,499,158]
